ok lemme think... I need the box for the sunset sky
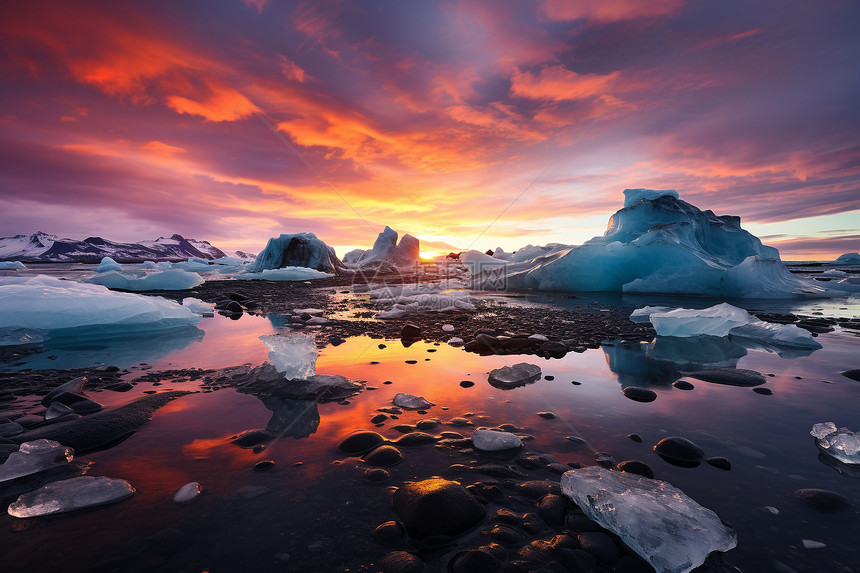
[1,0,858,260]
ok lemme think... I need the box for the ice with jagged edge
[811,422,860,465]
[95,257,122,273]
[8,476,135,517]
[344,226,419,268]
[259,333,317,379]
[459,250,509,274]
[474,189,828,298]
[562,466,737,573]
[0,261,27,270]
[238,266,334,281]
[367,280,475,318]
[84,269,204,290]
[0,440,74,484]
[634,303,821,349]
[0,275,201,341]
[182,297,215,316]
[251,232,342,274]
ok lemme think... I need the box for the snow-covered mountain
[0,232,228,262]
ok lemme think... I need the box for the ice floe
[238,267,334,281]
[250,232,342,274]
[84,269,204,290]
[260,333,318,379]
[561,466,737,573]
[0,261,26,270]
[811,422,860,465]
[95,257,122,272]
[7,475,135,517]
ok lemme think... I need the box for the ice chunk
[251,232,342,274]
[174,481,202,502]
[729,320,821,349]
[471,428,522,451]
[8,475,135,517]
[84,269,204,290]
[0,440,74,483]
[0,275,201,341]
[623,188,679,208]
[182,297,215,316]
[371,280,476,318]
[460,250,508,274]
[260,333,317,379]
[393,393,434,410]
[0,327,46,346]
[293,308,325,315]
[811,422,860,465]
[0,261,26,270]
[474,190,826,298]
[629,306,672,323]
[353,226,419,268]
[650,304,752,337]
[488,363,542,389]
[239,267,334,281]
[95,257,122,272]
[833,252,860,265]
[561,466,737,573]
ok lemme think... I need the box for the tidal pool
[0,296,859,572]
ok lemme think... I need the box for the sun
[419,251,442,260]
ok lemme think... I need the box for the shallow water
[1,289,860,572]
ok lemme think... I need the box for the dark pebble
[459,381,474,388]
[338,430,385,455]
[622,387,657,402]
[392,478,486,537]
[594,452,616,468]
[571,380,582,385]
[449,550,500,573]
[577,531,619,565]
[392,424,415,434]
[537,411,556,419]
[232,428,275,448]
[363,445,403,467]
[537,494,569,527]
[795,488,852,512]
[371,414,388,424]
[628,433,643,443]
[616,460,654,479]
[401,324,422,339]
[518,480,561,499]
[654,436,704,466]
[254,460,275,471]
[753,387,773,395]
[673,380,695,390]
[374,521,405,546]
[416,419,439,430]
[405,360,418,365]
[544,375,555,381]
[488,524,526,546]
[378,343,387,349]
[706,457,732,471]
[384,380,393,385]
[395,432,438,446]
[363,468,390,482]
[556,548,598,573]
[382,551,423,573]
[840,369,860,382]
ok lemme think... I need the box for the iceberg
[0,261,26,270]
[459,250,509,275]
[83,269,204,290]
[7,475,135,517]
[0,275,201,342]
[260,333,317,379]
[635,303,822,350]
[811,422,860,465]
[833,253,860,265]
[475,189,826,298]
[95,257,122,273]
[182,297,215,316]
[0,440,74,484]
[346,226,419,268]
[561,466,737,573]
[250,233,343,274]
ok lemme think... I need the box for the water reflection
[603,335,747,387]
[0,324,205,371]
[261,396,320,439]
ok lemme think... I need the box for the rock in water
[174,482,202,502]
[488,363,542,389]
[681,368,766,387]
[392,478,486,537]
[8,476,135,517]
[393,393,434,410]
[471,428,522,451]
[0,439,74,484]
[561,467,736,573]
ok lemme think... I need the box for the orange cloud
[540,0,684,23]
[142,141,187,154]
[166,85,261,122]
[511,66,622,102]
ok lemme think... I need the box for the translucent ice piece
[0,439,74,483]
[649,303,752,337]
[8,475,135,517]
[260,333,317,379]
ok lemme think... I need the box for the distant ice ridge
[474,189,827,298]
[562,466,737,573]
[832,252,860,265]
[0,275,201,344]
[83,269,204,290]
[238,267,334,281]
[0,261,26,270]
[365,280,476,318]
[633,303,822,349]
[811,422,860,465]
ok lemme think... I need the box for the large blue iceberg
[250,233,343,275]
[474,189,827,298]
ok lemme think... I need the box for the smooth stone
[706,457,732,471]
[622,387,657,403]
[753,387,773,396]
[41,377,87,407]
[371,414,388,424]
[471,428,522,451]
[448,549,500,573]
[173,482,202,502]
[392,424,415,434]
[487,363,542,389]
[254,460,276,471]
[537,494,569,527]
[518,480,561,499]
[537,411,557,419]
[416,419,439,431]
[540,341,568,358]
[577,531,620,566]
[681,368,766,387]
[400,324,422,339]
[628,434,643,443]
[0,422,24,438]
[363,445,403,467]
[556,548,598,573]
[338,431,385,455]
[363,468,391,482]
[8,476,135,517]
[616,460,655,479]
[673,380,695,390]
[0,439,74,483]
[394,432,438,446]
[374,520,405,545]
[488,524,526,546]
[393,393,434,410]
[382,551,423,573]
[44,402,76,421]
[840,369,860,382]
[232,429,275,448]
[392,478,486,537]
[459,381,474,388]
[794,488,852,512]
[654,436,705,464]
[69,398,103,415]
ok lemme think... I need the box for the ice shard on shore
[259,333,318,379]
[811,422,860,465]
[561,466,737,573]
[8,476,135,517]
